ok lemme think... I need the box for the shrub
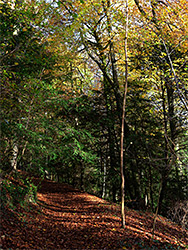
[1,172,37,210]
[167,201,188,230]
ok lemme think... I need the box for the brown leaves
[1,178,188,249]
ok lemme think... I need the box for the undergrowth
[121,239,187,250]
[1,171,37,211]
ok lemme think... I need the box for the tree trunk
[11,143,18,170]
[102,161,107,199]
[158,83,169,214]
[120,0,129,228]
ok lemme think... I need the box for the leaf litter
[1,177,187,249]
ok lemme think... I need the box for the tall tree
[120,0,129,229]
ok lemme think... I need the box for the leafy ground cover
[1,176,187,249]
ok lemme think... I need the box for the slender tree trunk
[158,83,169,214]
[166,81,181,198]
[152,179,163,237]
[153,80,171,227]
[80,162,84,191]
[102,161,107,199]
[120,0,129,229]
[11,143,18,170]
[149,164,154,212]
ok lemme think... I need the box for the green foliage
[0,0,58,175]
[1,172,37,210]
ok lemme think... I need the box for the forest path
[1,178,188,249]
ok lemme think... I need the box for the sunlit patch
[2,180,187,249]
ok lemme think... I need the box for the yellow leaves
[179,0,187,4]
[150,132,155,137]
[161,52,166,57]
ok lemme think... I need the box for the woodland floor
[1,176,188,250]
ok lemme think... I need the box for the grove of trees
[1,0,188,228]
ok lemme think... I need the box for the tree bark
[120,0,129,229]
[11,143,18,170]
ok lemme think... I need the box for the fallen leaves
[1,178,188,249]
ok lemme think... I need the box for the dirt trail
[1,179,188,249]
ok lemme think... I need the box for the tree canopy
[1,0,188,229]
